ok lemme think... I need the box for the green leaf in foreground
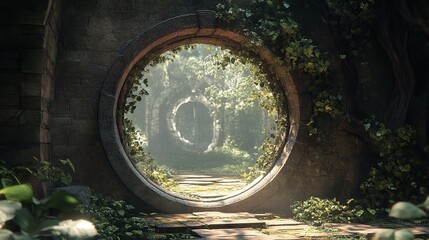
[45,191,81,211]
[373,229,394,240]
[0,200,22,227]
[389,202,427,219]
[0,185,33,201]
[394,229,415,240]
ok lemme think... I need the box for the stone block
[83,63,108,85]
[89,52,118,70]
[21,81,41,96]
[70,84,102,98]
[51,97,70,115]
[45,27,58,61]
[0,126,41,143]
[56,61,85,84]
[52,145,79,159]
[51,117,72,127]
[22,33,45,49]
[41,73,53,100]
[40,127,50,143]
[196,10,217,36]
[61,50,89,64]
[0,83,20,95]
[50,127,68,145]
[62,26,89,50]
[74,119,97,136]
[21,49,44,73]
[86,32,118,52]
[20,110,43,126]
[67,119,97,146]
[70,98,97,116]
[39,142,50,162]
[22,25,45,35]
[0,51,20,70]
[0,26,22,48]
[68,131,97,146]
[0,96,20,109]
[0,110,21,127]
[21,96,43,110]
[44,56,54,76]
[0,143,41,165]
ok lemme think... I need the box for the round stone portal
[98,11,303,212]
[121,43,287,200]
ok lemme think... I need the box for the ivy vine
[216,0,428,214]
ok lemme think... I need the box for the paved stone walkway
[171,175,247,199]
[146,211,429,239]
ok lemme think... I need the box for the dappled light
[121,44,288,199]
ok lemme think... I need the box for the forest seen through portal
[122,44,287,199]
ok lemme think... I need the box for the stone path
[146,211,429,239]
[172,174,247,199]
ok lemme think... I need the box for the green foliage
[306,90,342,140]
[122,118,176,190]
[216,0,330,81]
[0,158,75,188]
[122,42,287,185]
[216,1,331,181]
[291,197,364,226]
[360,119,427,210]
[0,184,94,240]
[78,195,192,240]
[373,229,414,240]
[0,185,33,202]
[389,202,426,220]
[26,158,75,186]
[78,195,152,240]
[0,161,27,188]
[241,138,277,182]
[326,0,376,53]
[373,196,429,240]
[216,0,428,219]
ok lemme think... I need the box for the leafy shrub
[0,158,74,188]
[78,195,152,240]
[291,197,364,226]
[0,184,95,239]
[78,195,193,240]
[360,120,427,210]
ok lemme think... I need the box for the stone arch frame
[167,94,220,153]
[98,10,310,212]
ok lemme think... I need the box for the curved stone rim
[167,94,219,153]
[98,10,304,212]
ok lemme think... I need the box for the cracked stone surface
[147,212,429,239]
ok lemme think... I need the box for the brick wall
[0,0,62,164]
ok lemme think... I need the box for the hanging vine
[215,0,428,213]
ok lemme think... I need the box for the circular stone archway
[99,10,307,212]
[168,95,219,153]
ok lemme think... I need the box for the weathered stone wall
[48,0,370,212]
[1,0,426,213]
[50,0,223,209]
[0,0,62,164]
